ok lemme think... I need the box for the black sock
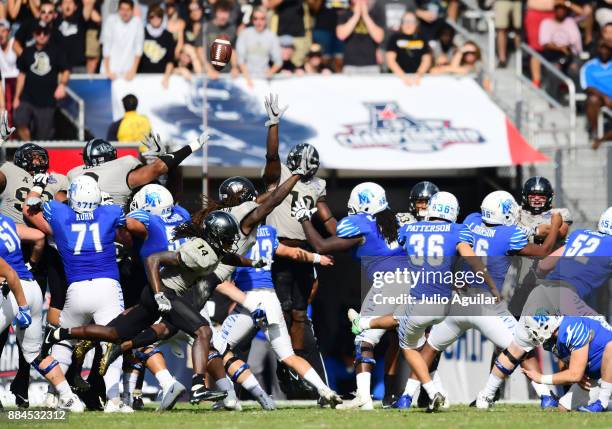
[59,328,71,340]
[192,374,205,389]
[131,327,159,349]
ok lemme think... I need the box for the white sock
[531,381,551,398]
[403,378,421,397]
[482,373,503,397]
[242,374,267,399]
[599,381,611,407]
[155,369,174,391]
[303,368,328,393]
[422,381,438,399]
[55,380,72,399]
[356,372,371,397]
[104,355,123,401]
[358,318,371,331]
[432,371,446,395]
[215,376,235,393]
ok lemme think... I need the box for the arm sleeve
[114,206,127,227]
[565,321,590,351]
[457,224,474,246]
[336,216,362,238]
[101,17,113,57]
[127,209,151,228]
[134,20,145,56]
[579,62,592,90]
[42,202,54,222]
[508,228,529,252]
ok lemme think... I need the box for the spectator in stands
[204,0,239,77]
[428,22,456,66]
[431,40,491,91]
[602,22,612,45]
[581,40,612,147]
[311,0,344,72]
[185,1,204,54]
[539,2,582,74]
[164,0,185,59]
[15,0,60,50]
[494,0,522,68]
[107,93,152,142]
[385,10,431,84]
[56,0,94,71]
[84,0,102,73]
[101,0,144,81]
[262,0,310,67]
[139,4,175,88]
[373,0,416,41]
[0,20,20,125]
[7,0,38,23]
[524,0,555,87]
[415,0,443,41]
[236,7,282,87]
[14,23,70,140]
[304,42,332,74]
[596,0,612,28]
[337,0,384,74]
[279,34,303,74]
[174,44,203,81]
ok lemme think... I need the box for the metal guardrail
[599,107,612,139]
[516,43,577,148]
[59,86,85,140]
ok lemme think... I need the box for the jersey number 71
[71,223,102,255]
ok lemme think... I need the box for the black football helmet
[521,176,553,215]
[14,143,49,175]
[202,210,240,255]
[83,139,117,167]
[409,181,439,220]
[218,176,257,206]
[286,143,320,181]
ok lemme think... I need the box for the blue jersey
[553,316,612,379]
[44,201,126,284]
[127,205,191,264]
[233,225,279,292]
[0,214,32,280]
[464,212,528,291]
[546,229,612,298]
[400,221,473,298]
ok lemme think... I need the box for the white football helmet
[347,182,389,215]
[130,184,174,218]
[481,191,520,226]
[598,207,612,235]
[523,313,563,344]
[426,191,459,222]
[68,175,101,213]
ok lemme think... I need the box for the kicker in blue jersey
[43,200,126,284]
[0,214,33,280]
[233,224,279,292]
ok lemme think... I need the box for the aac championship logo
[336,102,485,153]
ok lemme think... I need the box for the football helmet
[83,139,117,167]
[521,176,553,215]
[523,313,563,344]
[14,143,49,175]
[426,191,459,222]
[286,143,319,181]
[68,175,101,213]
[481,191,520,226]
[130,184,174,218]
[202,211,240,255]
[409,181,439,220]
[218,176,257,205]
[598,207,612,235]
[347,182,388,215]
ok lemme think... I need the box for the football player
[349,192,498,412]
[521,315,612,413]
[263,94,335,387]
[292,182,405,410]
[397,181,440,226]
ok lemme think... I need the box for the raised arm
[518,213,562,257]
[315,199,337,235]
[22,202,53,236]
[262,94,287,187]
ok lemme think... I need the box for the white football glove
[141,132,165,158]
[189,129,210,152]
[155,292,172,313]
[292,199,318,223]
[31,173,49,194]
[100,191,114,206]
[264,93,288,127]
[0,110,15,144]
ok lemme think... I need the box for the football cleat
[45,391,59,408]
[73,340,95,362]
[159,380,186,411]
[212,395,242,411]
[475,392,495,409]
[347,309,362,334]
[256,392,276,411]
[69,371,91,393]
[578,400,606,413]
[10,380,29,409]
[392,394,413,409]
[426,392,445,413]
[99,343,122,376]
[58,394,84,413]
[319,388,343,409]
[104,399,134,413]
[132,396,145,411]
[382,393,398,409]
[189,385,228,405]
[336,393,372,410]
[540,394,559,409]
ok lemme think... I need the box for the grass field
[2,403,612,429]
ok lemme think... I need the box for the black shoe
[132,396,145,411]
[382,394,398,409]
[469,398,477,407]
[99,343,122,376]
[69,372,91,393]
[10,380,29,409]
[189,385,227,405]
[426,392,445,413]
[498,59,508,69]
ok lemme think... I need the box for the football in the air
[210,35,232,71]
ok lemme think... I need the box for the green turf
[2,404,612,429]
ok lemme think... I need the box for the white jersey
[161,238,221,295]
[266,164,326,240]
[67,156,142,207]
[214,200,260,281]
[517,208,572,243]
